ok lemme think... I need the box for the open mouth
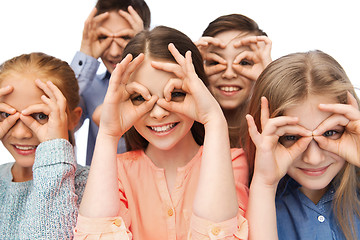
[14,145,36,150]
[108,60,121,69]
[12,144,37,155]
[148,122,178,133]
[219,86,241,93]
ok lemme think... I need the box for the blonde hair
[0,52,80,145]
[244,50,360,239]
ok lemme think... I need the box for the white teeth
[220,86,240,92]
[15,145,36,150]
[150,123,176,132]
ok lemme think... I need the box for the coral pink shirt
[75,147,249,239]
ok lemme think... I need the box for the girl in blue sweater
[0,52,88,239]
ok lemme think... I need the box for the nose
[10,120,33,139]
[221,63,237,79]
[108,40,123,58]
[302,140,326,166]
[149,103,169,120]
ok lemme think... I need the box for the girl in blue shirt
[244,50,360,240]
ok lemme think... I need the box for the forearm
[79,130,121,218]
[193,116,238,222]
[20,139,78,239]
[247,176,278,240]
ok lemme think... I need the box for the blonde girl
[0,52,88,239]
[75,26,249,239]
[245,50,360,240]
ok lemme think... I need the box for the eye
[131,94,146,106]
[121,35,131,41]
[205,60,220,66]
[322,129,343,140]
[98,35,108,42]
[0,112,11,122]
[31,113,48,124]
[278,135,301,148]
[171,91,186,102]
[239,59,253,66]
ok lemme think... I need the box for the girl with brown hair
[75,26,249,239]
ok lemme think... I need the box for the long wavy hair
[243,50,360,240]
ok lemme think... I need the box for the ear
[68,106,82,131]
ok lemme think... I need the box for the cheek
[242,79,254,92]
[206,76,219,95]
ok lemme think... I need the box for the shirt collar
[277,175,336,204]
[100,71,111,81]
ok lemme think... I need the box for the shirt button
[113,218,122,227]
[318,215,325,222]
[211,226,221,236]
[78,60,83,66]
[168,208,174,216]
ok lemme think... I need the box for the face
[100,11,132,73]
[0,72,50,169]
[206,30,255,110]
[130,57,195,151]
[281,95,345,200]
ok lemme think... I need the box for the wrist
[250,173,279,192]
[97,129,123,145]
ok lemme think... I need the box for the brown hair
[122,25,206,151]
[202,14,266,148]
[202,13,267,38]
[0,52,80,145]
[244,50,360,239]
[95,0,151,29]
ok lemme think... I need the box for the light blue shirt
[71,51,126,165]
[276,176,360,239]
[0,139,89,239]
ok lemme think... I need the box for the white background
[0,0,359,165]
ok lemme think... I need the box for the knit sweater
[0,139,89,239]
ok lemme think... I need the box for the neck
[145,131,200,170]
[11,163,33,182]
[300,185,329,204]
[222,103,247,128]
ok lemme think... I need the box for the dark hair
[122,26,206,151]
[95,0,151,29]
[202,13,267,37]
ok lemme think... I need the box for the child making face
[196,14,272,147]
[245,50,360,240]
[74,26,249,239]
[71,0,151,165]
[0,52,88,239]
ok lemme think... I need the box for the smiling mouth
[148,123,178,133]
[219,86,241,92]
[14,145,37,151]
[299,166,329,176]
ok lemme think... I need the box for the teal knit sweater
[0,139,89,239]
